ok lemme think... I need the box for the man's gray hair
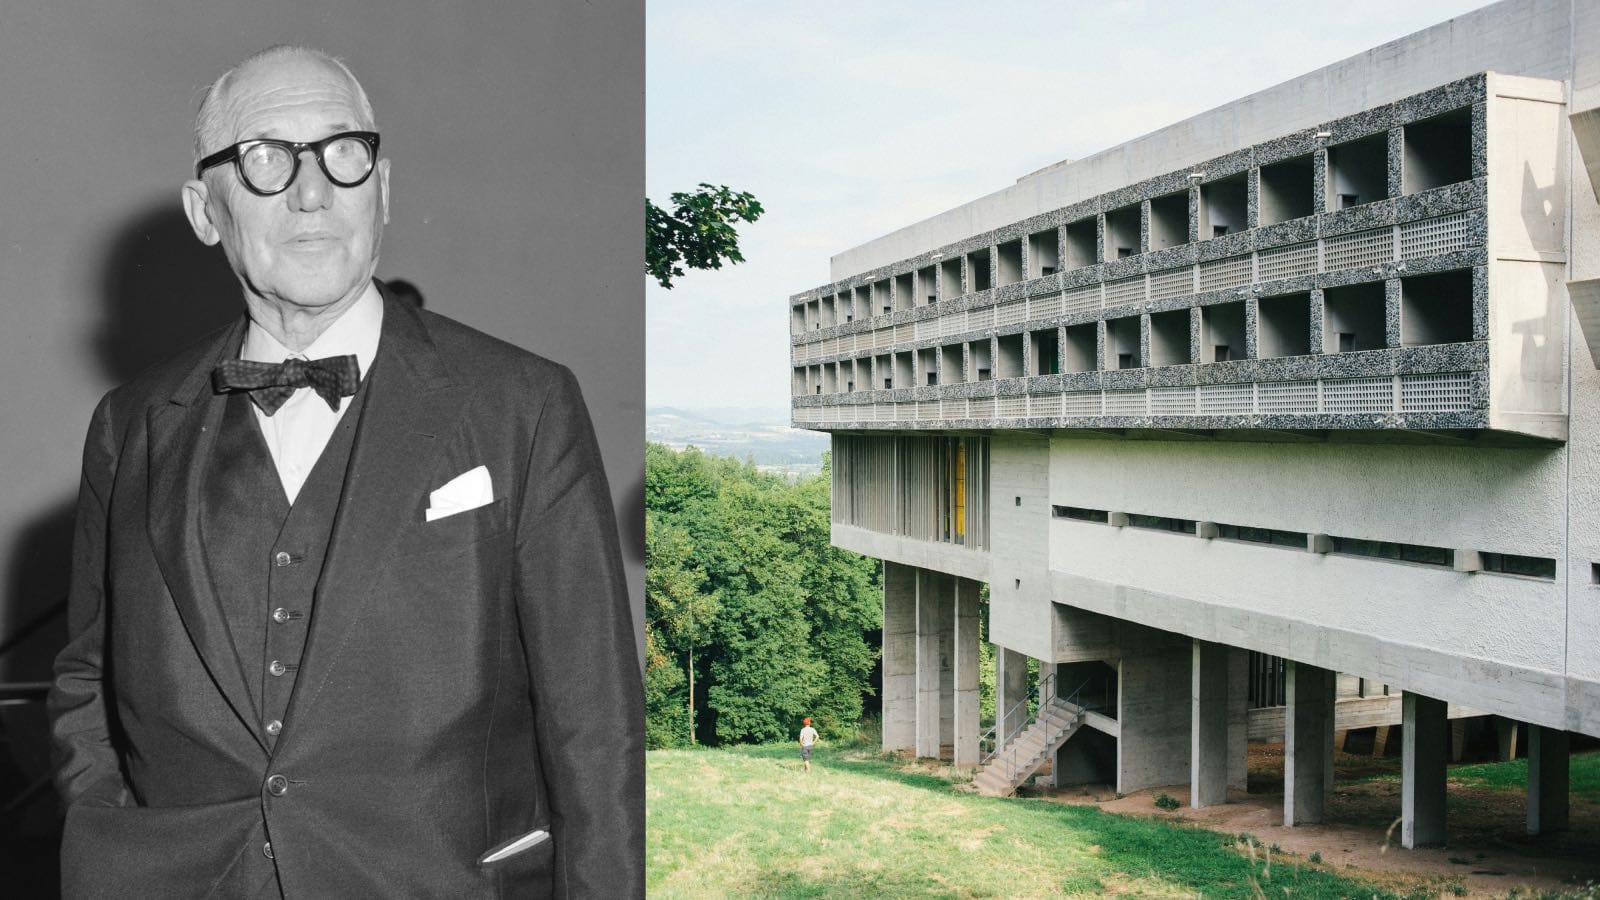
[193,45,376,169]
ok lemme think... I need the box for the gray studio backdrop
[0,0,644,848]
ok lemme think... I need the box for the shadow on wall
[0,201,238,891]
[92,202,242,384]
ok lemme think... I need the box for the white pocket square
[426,465,494,521]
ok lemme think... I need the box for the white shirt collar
[240,280,384,379]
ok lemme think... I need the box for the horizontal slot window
[1479,552,1555,580]
[1330,537,1452,567]
[1216,523,1306,547]
[1126,514,1196,534]
[1053,505,1108,523]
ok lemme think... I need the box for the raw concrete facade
[792,0,1600,846]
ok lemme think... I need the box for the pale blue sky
[646,0,1492,411]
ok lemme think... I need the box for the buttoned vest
[200,384,368,751]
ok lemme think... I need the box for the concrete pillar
[952,578,980,766]
[1496,717,1519,761]
[996,647,1029,744]
[915,569,944,759]
[1191,640,1229,808]
[1527,725,1570,835]
[1401,692,1448,848]
[1118,643,1193,793]
[881,562,917,753]
[1227,647,1250,791]
[1283,661,1334,826]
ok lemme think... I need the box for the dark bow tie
[212,355,361,416]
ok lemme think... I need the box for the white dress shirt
[240,282,383,504]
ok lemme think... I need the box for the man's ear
[181,178,221,246]
[377,158,391,226]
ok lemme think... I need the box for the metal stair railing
[979,677,1090,790]
[978,671,1053,765]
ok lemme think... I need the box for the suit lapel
[277,289,468,741]
[145,317,268,751]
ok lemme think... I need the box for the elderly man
[47,46,642,897]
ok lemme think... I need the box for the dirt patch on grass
[1021,743,1600,897]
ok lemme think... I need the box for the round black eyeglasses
[196,131,380,196]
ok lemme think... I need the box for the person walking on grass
[798,717,819,772]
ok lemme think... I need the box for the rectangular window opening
[1202,301,1246,363]
[1326,132,1389,210]
[1258,292,1312,358]
[1149,190,1189,250]
[1330,536,1453,568]
[1105,204,1141,259]
[1029,228,1060,278]
[1200,172,1248,239]
[1260,154,1314,225]
[1400,269,1473,347]
[1127,514,1197,534]
[1052,505,1109,523]
[1402,107,1472,195]
[1323,282,1386,353]
[996,239,1023,286]
[1064,218,1097,270]
[1479,552,1556,580]
[1149,309,1190,367]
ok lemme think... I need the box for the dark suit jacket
[48,286,644,897]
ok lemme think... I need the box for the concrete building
[789,0,1600,847]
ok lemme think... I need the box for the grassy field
[648,743,1399,898]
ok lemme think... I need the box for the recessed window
[1331,536,1452,567]
[1063,323,1096,373]
[1105,204,1140,259]
[1327,132,1390,210]
[894,273,914,311]
[1064,218,1097,270]
[1479,552,1556,580]
[1149,191,1189,250]
[1201,172,1248,237]
[1030,328,1060,376]
[1104,316,1141,369]
[1127,514,1196,534]
[1029,228,1060,278]
[1216,523,1307,547]
[996,333,1025,379]
[971,340,993,382]
[873,279,892,316]
[940,344,966,384]
[1149,309,1191,367]
[1400,269,1473,347]
[967,248,993,292]
[917,266,938,306]
[1052,505,1109,523]
[940,258,962,299]
[996,240,1023,286]
[1202,301,1246,363]
[1403,107,1472,195]
[1258,292,1312,358]
[1260,155,1314,225]
[1323,282,1386,353]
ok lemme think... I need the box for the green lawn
[1444,751,1600,798]
[648,744,1398,898]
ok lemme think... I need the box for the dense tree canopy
[645,184,764,289]
[645,444,880,747]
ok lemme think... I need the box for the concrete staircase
[972,698,1086,797]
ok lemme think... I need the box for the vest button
[273,551,293,567]
[266,719,283,736]
[266,774,289,796]
[269,660,287,677]
[263,841,274,860]
[272,608,291,624]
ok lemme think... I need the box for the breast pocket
[398,497,511,560]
